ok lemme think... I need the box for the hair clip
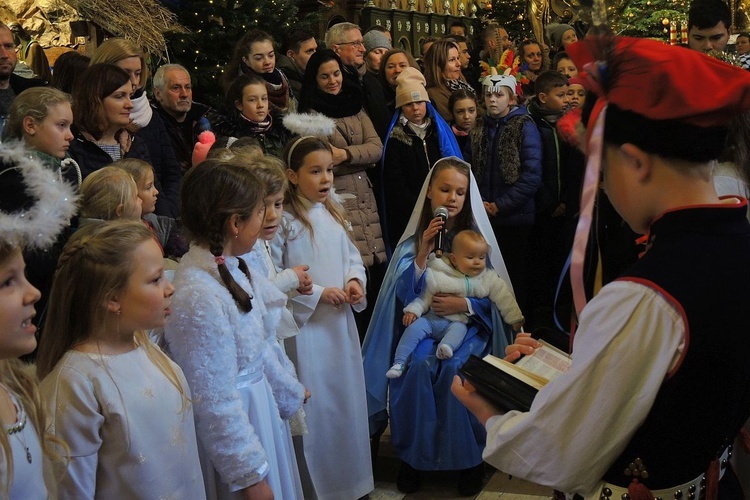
[215,255,226,266]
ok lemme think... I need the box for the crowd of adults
[1,0,750,495]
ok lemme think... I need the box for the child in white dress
[164,158,305,500]
[271,136,373,500]
[36,220,205,499]
[387,230,524,378]
[0,143,78,499]
[237,153,313,438]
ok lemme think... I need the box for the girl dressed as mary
[362,156,516,497]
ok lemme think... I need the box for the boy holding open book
[452,35,750,499]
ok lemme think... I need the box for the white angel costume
[270,196,374,500]
[244,240,308,436]
[2,387,47,500]
[40,345,205,499]
[164,246,305,499]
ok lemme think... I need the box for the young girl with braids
[270,136,373,500]
[164,158,305,500]
[211,146,312,439]
[0,143,77,498]
[36,220,205,499]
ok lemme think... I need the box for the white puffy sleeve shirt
[481,281,686,497]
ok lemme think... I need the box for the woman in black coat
[69,64,152,182]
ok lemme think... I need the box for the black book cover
[458,328,571,413]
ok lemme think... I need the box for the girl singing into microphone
[362,157,517,496]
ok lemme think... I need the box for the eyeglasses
[337,40,364,48]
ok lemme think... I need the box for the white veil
[397,156,514,295]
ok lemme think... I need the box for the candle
[680,21,688,45]
[670,21,677,45]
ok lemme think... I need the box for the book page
[481,354,547,390]
[514,340,571,383]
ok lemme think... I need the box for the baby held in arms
[387,230,524,378]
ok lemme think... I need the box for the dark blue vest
[603,202,750,488]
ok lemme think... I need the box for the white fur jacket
[404,255,524,325]
[164,246,305,489]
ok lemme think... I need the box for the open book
[459,337,571,412]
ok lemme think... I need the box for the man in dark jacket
[0,22,45,130]
[152,64,219,172]
[525,70,572,330]
[277,28,317,100]
[326,22,366,86]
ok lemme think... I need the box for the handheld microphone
[434,206,449,257]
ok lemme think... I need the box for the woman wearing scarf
[222,29,296,114]
[91,38,182,218]
[424,39,476,123]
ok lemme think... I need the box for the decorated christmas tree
[485,0,689,48]
[165,0,313,108]
[609,0,689,40]
[486,0,534,43]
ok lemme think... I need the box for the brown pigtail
[180,158,265,314]
[210,242,253,313]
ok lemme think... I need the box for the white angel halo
[0,141,79,249]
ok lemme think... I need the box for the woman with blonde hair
[91,38,182,218]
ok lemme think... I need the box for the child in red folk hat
[453,36,750,499]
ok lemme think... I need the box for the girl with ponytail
[164,158,305,500]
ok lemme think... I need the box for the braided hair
[180,159,265,313]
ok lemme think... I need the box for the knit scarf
[452,124,469,137]
[469,112,532,185]
[445,78,476,95]
[129,89,153,128]
[527,98,564,124]
[299,79,363,118]
[237,110,273,134]
[240,65,291,111]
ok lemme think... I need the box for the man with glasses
[325,22,366,84]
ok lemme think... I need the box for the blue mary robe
[362,232,513,470]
